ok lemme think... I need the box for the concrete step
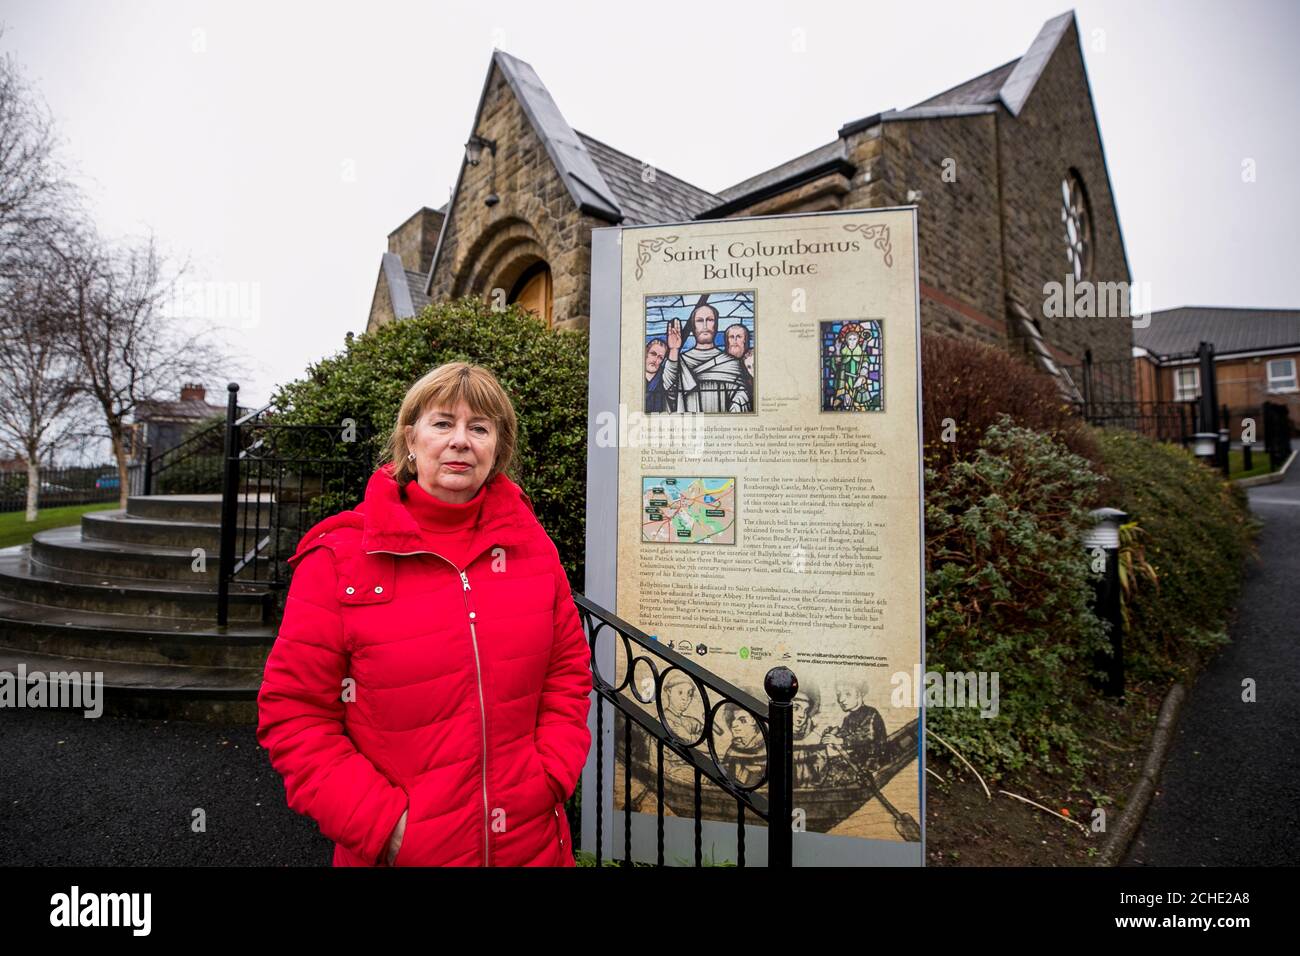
[0,546,268,622]
[30,525,273,582]
[0,646,260,722]
[126,492,275,524]
[0,593,276,668]
[82,508,227,551]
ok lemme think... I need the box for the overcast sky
[2,0,1296,422]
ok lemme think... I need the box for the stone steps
[30,525,274,582]
[0,494,291,720]
[0,592,275,667]
[0,546,268,622]
[0,646,260,722]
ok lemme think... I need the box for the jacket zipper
[366,547,492,867]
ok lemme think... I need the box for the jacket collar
[358,461,537,565]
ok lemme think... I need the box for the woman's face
[404,398,497,503]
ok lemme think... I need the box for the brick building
[367,10,1133,383]
[1133,307,1300,425]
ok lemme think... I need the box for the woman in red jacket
[256,361,592,866]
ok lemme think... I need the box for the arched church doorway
[508,261,553,327]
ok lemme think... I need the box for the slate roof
[134,399,224,422]
[910,59,1020,109]
[492,51,622,222]
[1000,10,1075,116]
[412,12,1086,299]
[578,132,719,225]
[406,270,431,312]
[1134,307,1300,359]
[380,252,429,320]
[716,139,848,204]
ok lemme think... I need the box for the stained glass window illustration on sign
[644,291,754,413]
[820,320,883,412]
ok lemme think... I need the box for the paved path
[0,708,330,865]
[1125,458,1300,865]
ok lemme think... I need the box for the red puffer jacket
[256,462,592,866]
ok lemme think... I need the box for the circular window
[1061,171,1092,283]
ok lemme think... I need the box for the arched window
[508,261,553,327]
[1061,171,1092,283]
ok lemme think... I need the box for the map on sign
[641,476,736,544]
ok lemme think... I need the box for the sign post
[583,207,925,865]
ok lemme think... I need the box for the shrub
[924,417,1108,780]
[921,334,1098,474]
[269,298,590,585]
[1092,428,1257,679]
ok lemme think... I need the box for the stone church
[366,9,1132,387]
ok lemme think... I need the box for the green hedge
[269,298,589,586]
[924,417,1109,780]
[1092,428,1257,679]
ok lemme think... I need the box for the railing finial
[764,666,798,703]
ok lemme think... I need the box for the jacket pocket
[384,785,412,867]
[542,765,566,804]
[388,776,435,866]
[528,744,566,804]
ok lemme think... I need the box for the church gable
[370,7,1133,384]
[426,52,623,331]
[997,11,1133,370]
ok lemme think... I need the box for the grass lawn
[0,502,119,549]
[1228,447,1274,480]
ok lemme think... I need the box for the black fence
[131,383,377,624]
[1259,401,1294,471]
[575,593,797,867]
[1059,351,1141,408]
[214,385,377,624]
[0,463,143,514]
[1061,344,1295,474]
[144,403,257,496]
[1068,399,1199,446]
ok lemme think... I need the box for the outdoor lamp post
[465,134,501,207]
[1084,507,1128,698]
[1192,432,1218,460]
[464,134,495,166]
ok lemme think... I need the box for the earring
[407,452,416,461]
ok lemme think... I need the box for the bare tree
[1,33,246,516]
[0,34,68,278]
[0,231,93,520]
[0,33,81,518]
[49,224,239,509]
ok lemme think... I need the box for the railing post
[764,666,797,867]
[217,383,240,627]
[1082,349,1094,416]
[1219,402,1231,477]
[143,444,153,496]
[1085,508,1128,697]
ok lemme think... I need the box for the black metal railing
[1262,401,1295,471]
[216,383,375,625]
[0,463,134,513]
[144,405,257,496]
[1069,399,1199,446]
[574,593,795,868]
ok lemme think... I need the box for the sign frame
[581,206,926,867]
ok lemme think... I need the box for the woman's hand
[384,809,408,865]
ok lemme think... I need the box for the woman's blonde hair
[382,362,519,488]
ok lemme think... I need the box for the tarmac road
[0,708,330,866]
[1124,458,1300,865]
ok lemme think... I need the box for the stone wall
[997,22,1133,370]
[865,114,1006,348]
[428,65,600,331]
[388,207,444,275]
